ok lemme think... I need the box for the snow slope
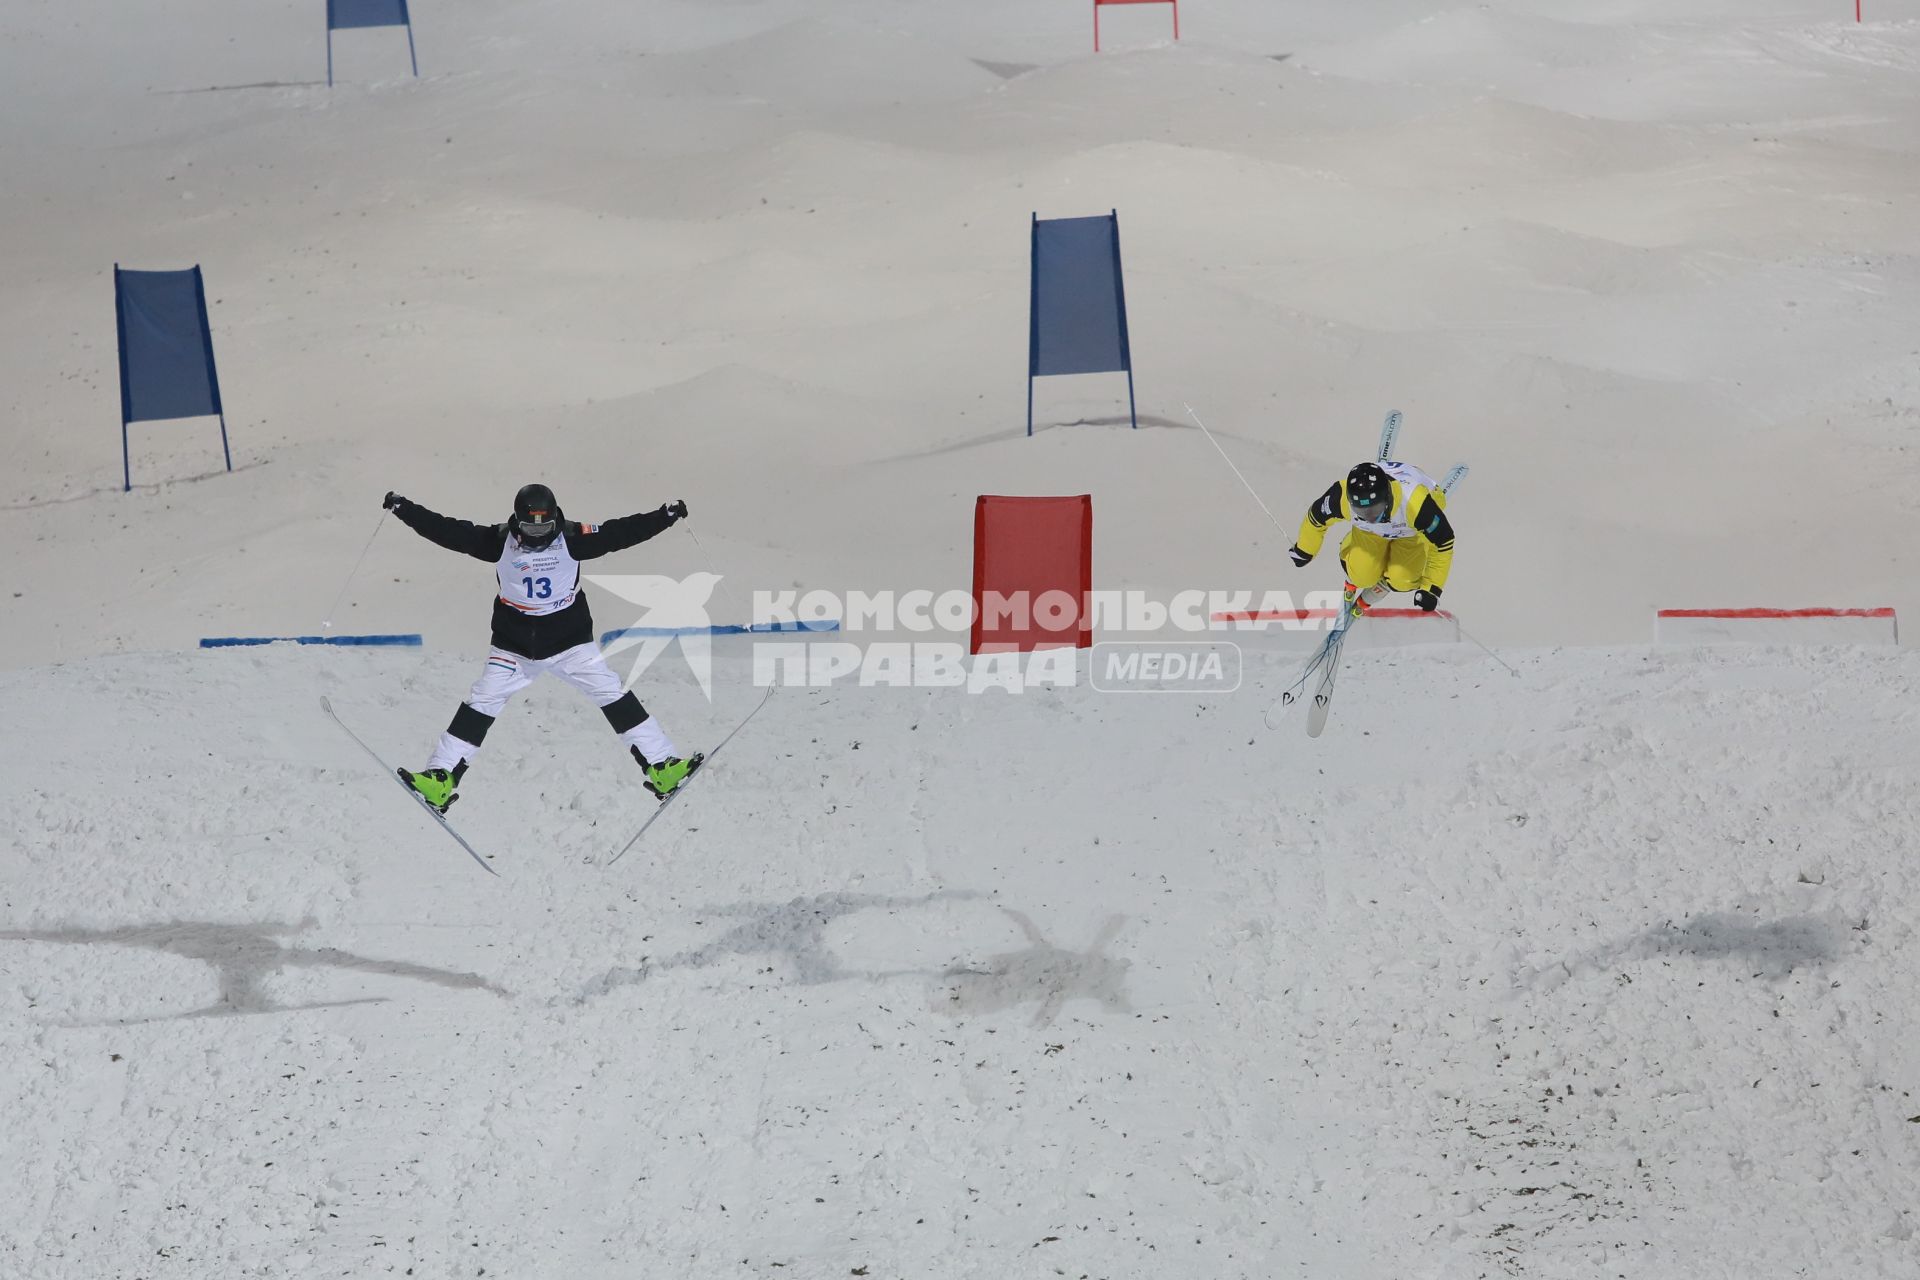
[6,2,1920,660]
[4,644,1920,1277]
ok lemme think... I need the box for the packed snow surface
[7,644,1920,1278]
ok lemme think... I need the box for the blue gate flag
[114,265,232,493]
[329,0,409,28]
[200,634,424,649]
[1028,210,1136,436]
[326,0,419,86]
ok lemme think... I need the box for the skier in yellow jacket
[1287,461,1455,611]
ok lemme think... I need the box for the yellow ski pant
[1339,530,1428,592]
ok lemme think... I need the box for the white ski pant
[426,641,678,772]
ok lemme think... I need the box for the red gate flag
[971,495,1093,654]
[1094,0,1179,53]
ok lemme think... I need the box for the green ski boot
[398,766,459,815]
[633,748,704,801]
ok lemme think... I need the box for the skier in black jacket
[382,483,701,812]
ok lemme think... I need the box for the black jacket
[392,499,677,660]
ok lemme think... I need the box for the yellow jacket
[1295,471,1455,591]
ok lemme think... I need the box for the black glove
[383,491,404,511]
[1287,545,1311,568]
[662,499,688,523]
[1414,587,1441,612]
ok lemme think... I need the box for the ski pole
[321,510,390,631]
[1452,615,1519,677]
[1183,403,1290,536]
[683,522,748,625]
[677,520,781,752]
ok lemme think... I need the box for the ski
[1269,578,1391,733]
[1272,633,1332,724]
[1377,410,1402,463]
[1440,462,1468,494]
[606,686,775,866]
[1305,603,1356,738]
[1270,586,1359,729]
[319,696,498,876]
[1305,633,1347,736]
[1306,583,1387,736]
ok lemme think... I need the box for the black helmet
[513,482,562,549]
[1345,463,1390,518]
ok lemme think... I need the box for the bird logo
[588,572,724,701]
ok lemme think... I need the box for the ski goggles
[1348,493,1388,515]
[517,512,557,540]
